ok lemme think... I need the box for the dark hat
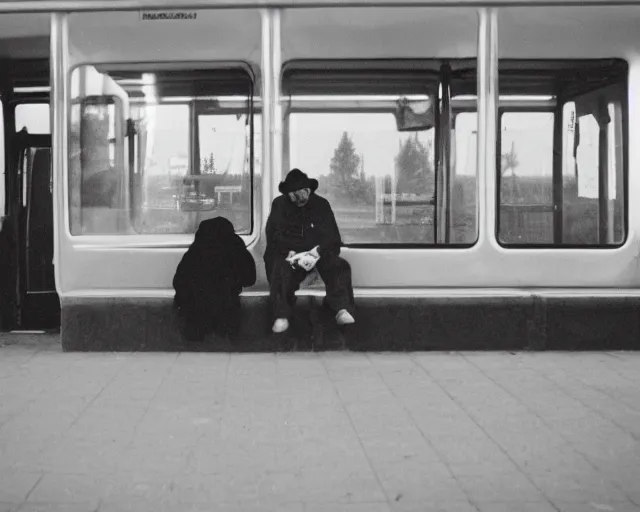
[278,168,319,195]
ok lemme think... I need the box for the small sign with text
[140,11,198,21]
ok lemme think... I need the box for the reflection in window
[290,113,435,243]
[283,59,478,246]
[498,111,554,244]
[68,65,255,235]
[494,59,626,247]
[452,112,478,245]
[135,106,255,235]
[68,99,123,234]
[290,112,437,244]
[562,101,624,245]
[134,104,189,231]
[288,108,477,245]
[496,97,625,247]
[15,103,50,135]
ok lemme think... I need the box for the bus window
[284,62,478,247]
[68,97,124,235]
[498,111,554,245]
[493,59,626,248]
[134,103,190,232]
[452,112,478,245]
[289,111,438,245]
[561,100,624,246]
[15,103,50,134]
[68,65,255,236]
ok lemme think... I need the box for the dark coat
[173,217,256,317]
[264,193,342,275]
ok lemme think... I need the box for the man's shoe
[336,309,355,325]
[272,318,290,333]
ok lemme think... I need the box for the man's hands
[286,246,320,272]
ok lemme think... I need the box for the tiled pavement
[1,334,640,512]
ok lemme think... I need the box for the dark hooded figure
[264,168,355,334]
[173,216,256,341]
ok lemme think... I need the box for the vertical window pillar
[260,8,282,231]
[50,12,68,292]
[552,101,564,244]
[597,98,610,245]
[477,8,498,247]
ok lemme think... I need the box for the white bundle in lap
[286,245,320,272]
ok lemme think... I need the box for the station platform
[1,333,640,512]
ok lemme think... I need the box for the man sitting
[264,168,356,334]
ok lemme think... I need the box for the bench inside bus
[59,282,640,352]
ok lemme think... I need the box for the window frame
[493,59,628,250]
[286,107,451,249]
[606,99,626,246]
[131,101,254,235]
[66,61,257,239]
[494,97,628,249]
[495,105,557,247]
[282,59,480,249]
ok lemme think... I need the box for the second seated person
[173,217,256,341]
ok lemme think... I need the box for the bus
[0,0,638,351]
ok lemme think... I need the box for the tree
[501,142,519,177]
[394,134,433,195]
[201,153,216,174]
[328,132,361,203]
[500,142,520,203]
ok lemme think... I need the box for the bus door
[11,129,59,330]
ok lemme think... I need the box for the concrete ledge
[544,295,640,350]
[59,293,640,352]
